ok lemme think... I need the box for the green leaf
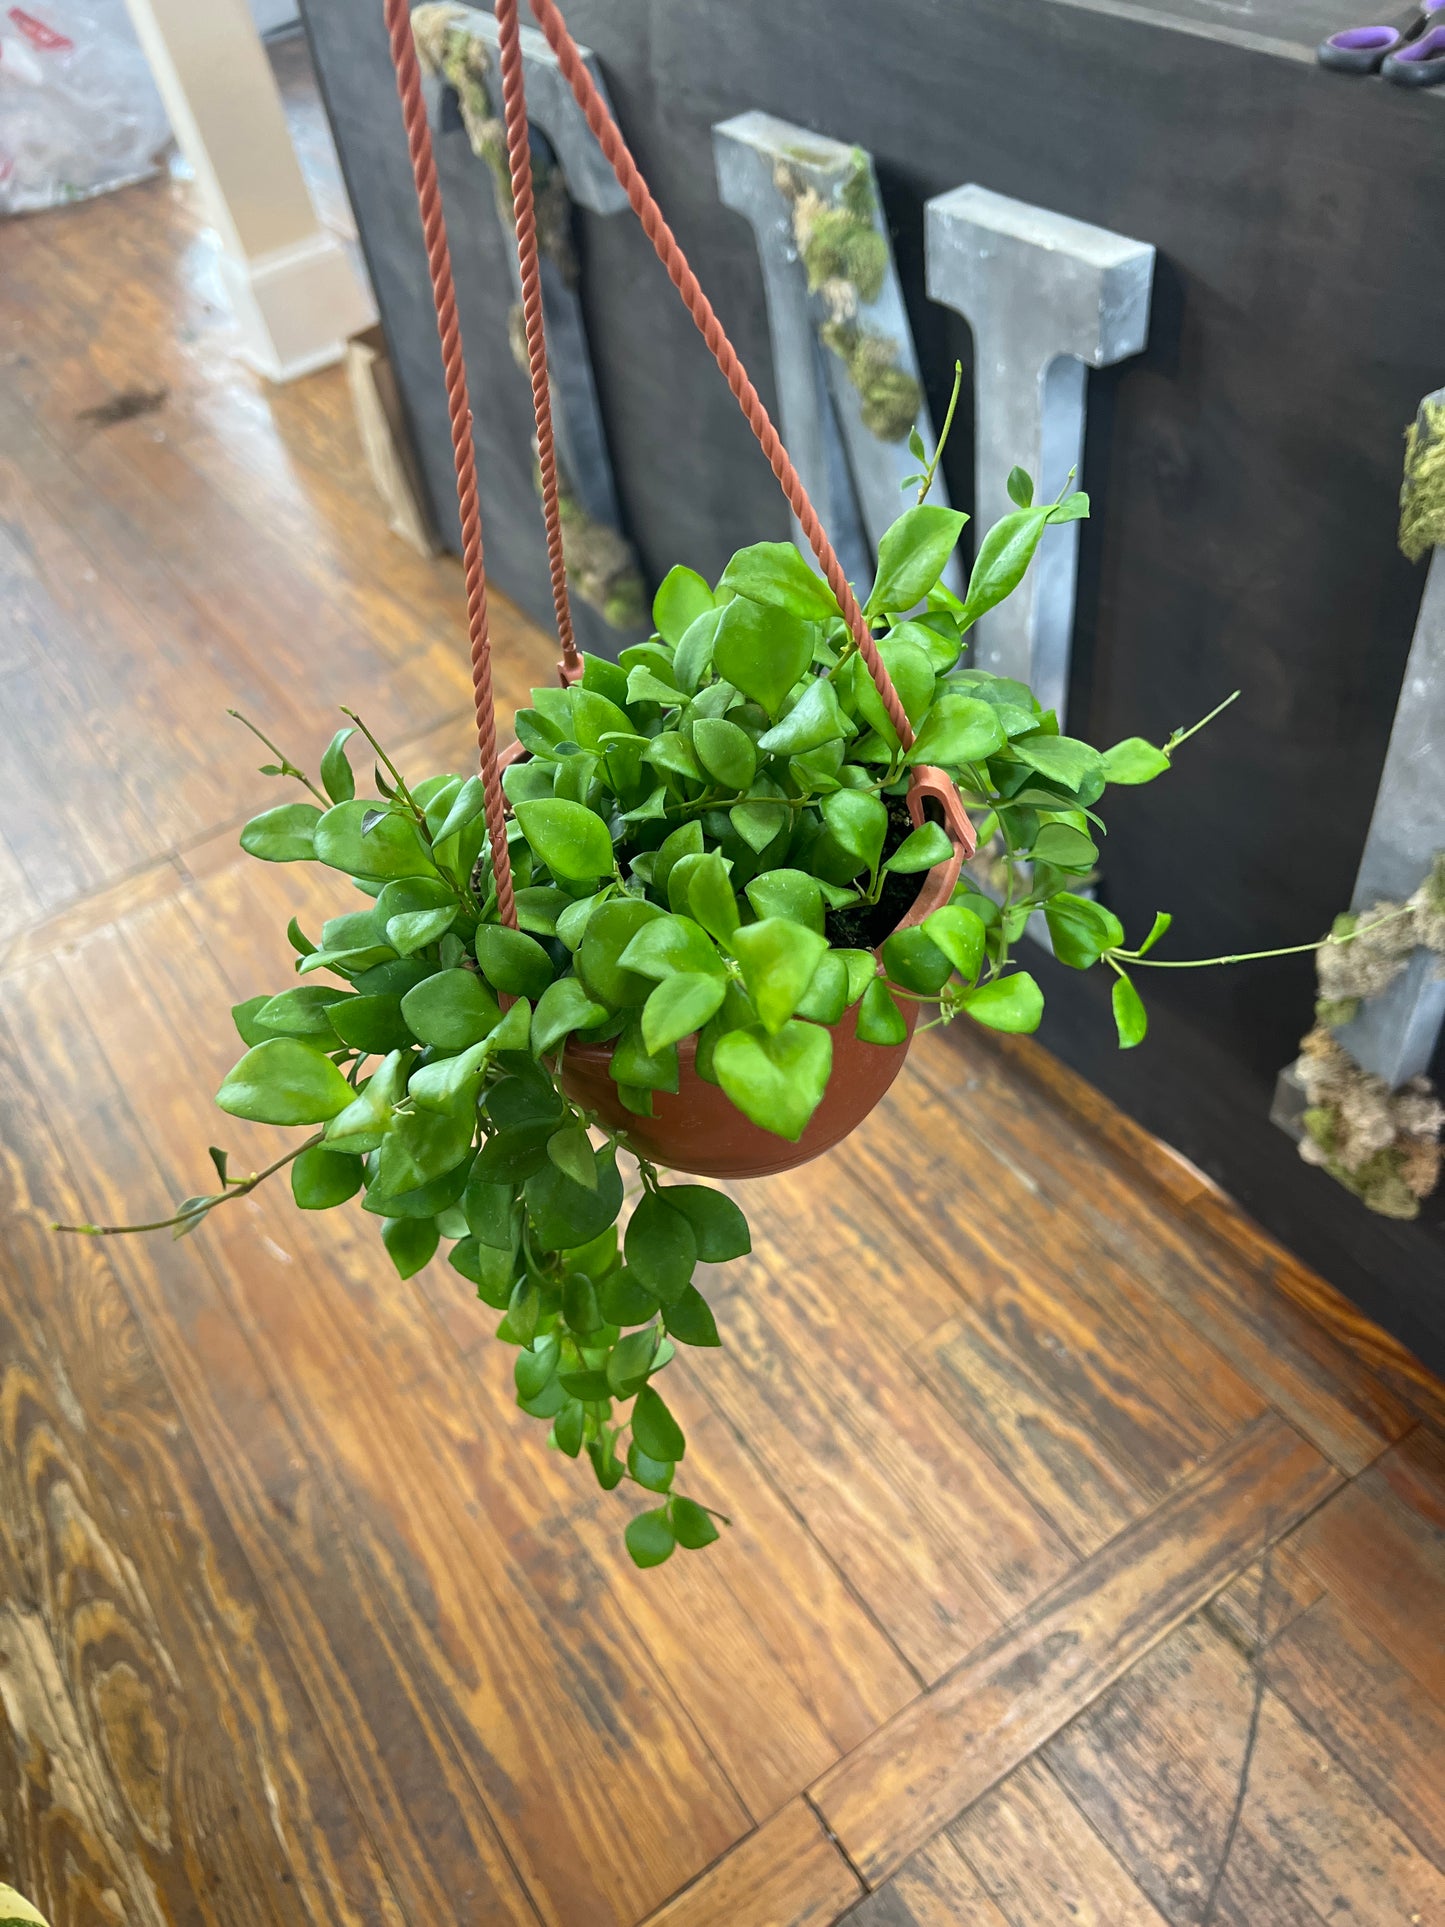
[795,949,848,1023]
[652,821,704,899]
[714,1020,832,1141]
[881,924,953,994]
[670,1495,719,1550]
[692,717,757,790]
[1102,737,1171,785]
[673,606,723,694]
[685,853,741,944]
[730,918,829,1034]
[653,564,715,645]
[884,820,954,875]
[570,687,634,753]
[432,774,486,844]
[626,666,686,709]
[906,693,1005,767]
[744,869,824,935]
[1010,733,1105,792]
[525,1143,623,1249]
[620,913,725,982]
[313,799,434,880]
[575,897,664,1006]
[372,1108,474,1197]
[865,505,968,616]
[532,976,608,1055]
[838,948,879,1007]
[588,1431,626,1491]
[599,1267,657,1328]
[821,789,888,876]
[515,1333,559,1401]
[385,905,456,956]
[291,1145,363,1209]
[1048,490,1090,523]
[1030,822,1098,872]
[328,992,411,1055]
[631,1384,685,1462]
[320,727,356,803]
[642,972,727,1053]
[717,540,839,620]
[663,1286,720,1347]
[626,1439,675,1492]
[552,1399,585,1457]
[713,596,814,718]
[624,1507,676,1569]
[464,1172,517,1250]
[960,505,1051,626]
[252,985,347,1043]
[381,1216,439,1279]
[645,730,703,785]
[851,634,935,749]
[922,904,986,983]
[730,794,788,854]
[240,802,322,863]
[1112,970,1148,1048]
[625,1192,698,1303]
[323,1050,409,1153]
[562,1269,604,1334]
[400,970,500,1050]
[960,972,1044,1033]
[1044,893,1125,969]
[1137,910,1172,957]
[756,675,849,756]
[856,977,909,1045]
[1007,466,1035,508]
[547,1124,597,1191]
[216,1038,355,1125]
[474,924,555,1000]
[451,1236,518,1308]
[286,916,317,957]
[514,799,615,883]
[610,1015,680,1094]
[667,1185,751,1261]
[607,1325,659,1396]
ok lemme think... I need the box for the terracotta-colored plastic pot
[558,771,972,1179]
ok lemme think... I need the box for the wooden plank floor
[2,44,1444,1927]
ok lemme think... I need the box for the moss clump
[412,4,575,279]
[820,320,922,443]
[1290,851,1445,1218]
[557,483,647,630]
[1400,393,1445,563]
[772,153,920,447]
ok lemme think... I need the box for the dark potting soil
[825,795,928,951]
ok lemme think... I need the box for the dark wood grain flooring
[1,41,1443,1927]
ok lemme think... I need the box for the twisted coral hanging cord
[384,0,518,926]
[517,0,916,751]
[495,0,582,682]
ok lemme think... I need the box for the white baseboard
[219,229,376,383]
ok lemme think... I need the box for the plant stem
[1116,903,1414,970]
[916,360,964,505]
[54,1133,322,1236]
[340,707,432,841]
[228,709,327,804]
[1165,688,1240,756]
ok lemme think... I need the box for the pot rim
[564,812,965,1069]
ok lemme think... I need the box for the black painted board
[302,0,1444,1364]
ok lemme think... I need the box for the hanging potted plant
[58,484,1234,1567]
[55,0,1396,1570]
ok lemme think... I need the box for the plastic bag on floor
[0,1,171,215]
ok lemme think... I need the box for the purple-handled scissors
[1318,0,1445,83]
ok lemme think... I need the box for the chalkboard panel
[301,0,1445,1369]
